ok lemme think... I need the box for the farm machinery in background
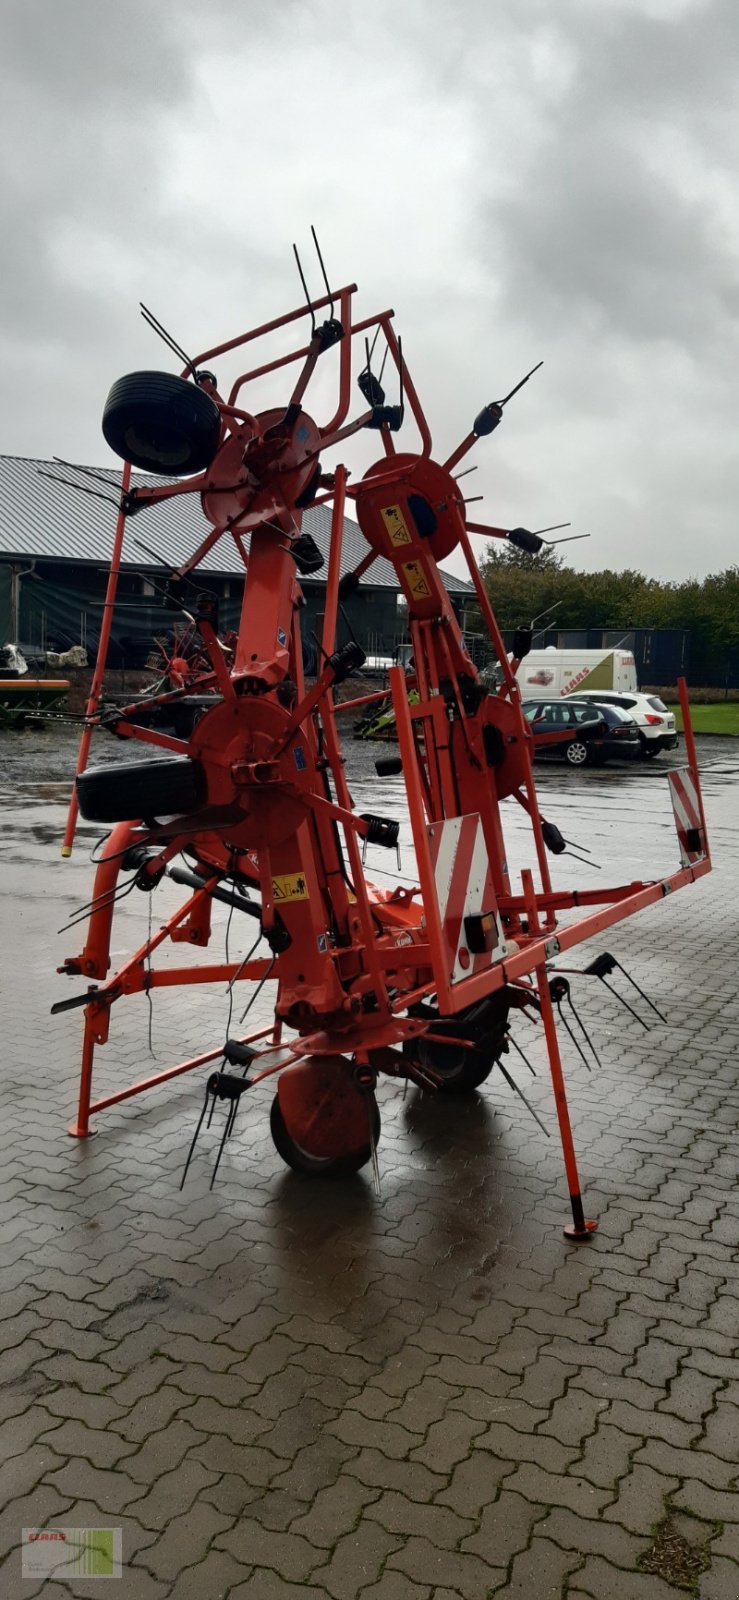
[54,237,711,1235]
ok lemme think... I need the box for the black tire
[641,741,660,759]
[102,371,221,475]
[269,1094,380,1177]
[565,739,590,767]
[76,756,206,823]
[429,1047,496,1095]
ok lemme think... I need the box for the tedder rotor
[55,239,711,1236]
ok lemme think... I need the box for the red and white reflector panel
[427,813,508,986]
[667,767,706,867]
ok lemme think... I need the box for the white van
[516,647,638,699]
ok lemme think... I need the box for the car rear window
[595,704,633,724]
[647,696,668,712]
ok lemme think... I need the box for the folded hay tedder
[56,239,711,1234]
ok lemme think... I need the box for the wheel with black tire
[404,1001,508,1096]
[269,1095,380,1177]
[431,1048,495,1095]
[102,371,221,475]
[565,739,590,767]
[76,756,207,823]
[641,740,660,759]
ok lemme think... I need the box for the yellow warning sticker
[271,873,309,902]
[381,504,413,547]
[401,560,432,600]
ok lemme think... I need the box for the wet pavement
[1,725,738,1598]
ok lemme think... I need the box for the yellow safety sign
[401,560,432,600]
[381,504,413,547]
[271,873,309,902]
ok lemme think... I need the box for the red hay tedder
[55,239,711,1234]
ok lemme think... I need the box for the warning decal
[401,560,432,600]
[667,768,706,868]
[271,873,309,902]
[381,504,413,547]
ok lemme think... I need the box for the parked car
[522,697,641,766]
[565,691,678,756]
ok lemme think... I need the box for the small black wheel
[429,1047,496,1095]
[565,739,590,767]
[76,756,206,823]
[102,371,221,475]
[641,741,660,759]
[269,1094,380,1177]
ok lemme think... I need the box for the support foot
[563,1218,598,1241]
[67,1123,98,1138]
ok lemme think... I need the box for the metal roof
[0,455,472,596]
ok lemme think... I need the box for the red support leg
[68,1011,98,1138]
[536,965,597,1240]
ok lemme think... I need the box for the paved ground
[1,728,738,1599]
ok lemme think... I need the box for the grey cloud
[0,0,736,580]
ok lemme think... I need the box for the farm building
[0,455,474,667]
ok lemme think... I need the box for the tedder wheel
[404,998,509,1096]
[102,371,221,475]
[429,1047,496,1095]
[565,739,590,767]
[76,756,207,824]
[269,1095,381,1178]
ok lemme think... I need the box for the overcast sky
[1,0,736,581]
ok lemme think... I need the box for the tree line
[475,545,739,686]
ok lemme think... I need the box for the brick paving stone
[228,1578,326,1600]
[409,1410,488,1474]
[289,1475,382,1547]
[672,1482,739,1525]
[216,1517,323,1583]
[359,1575,432,1600]
[626,1337,688,1388]
[460,1488,544,1567]
[578,1553,715,1599]
[308,1518,402,1598]
[573,1422,637,1489]
[501,1534,584,1597]
[386,1533,505,1599]
[367,1489,474,1550]
[713,1527,739,1562]
[539,1387,609,1446]
[510,1353,578,1406]
[474,1419,579,1472]
[42,1457,147,1516]
[657,1366,722,1425]
[272,1434,357,1500]
[132,1501,233,1583]
[698,1402,739,1463]
[699,1557,739,1600]
[537,1506,649,1568]
[569,1368,663,1413]
[133,1457,220,1530]
[505,1463,613,1518]
[434,1452,517,1519]
[634,1439,735,1491]
[146,1546,248,1598]
[602,1464,680,1534]
[0,1485,74,1564]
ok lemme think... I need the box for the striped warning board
[427,814,508,985]
[667,768,706,867]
